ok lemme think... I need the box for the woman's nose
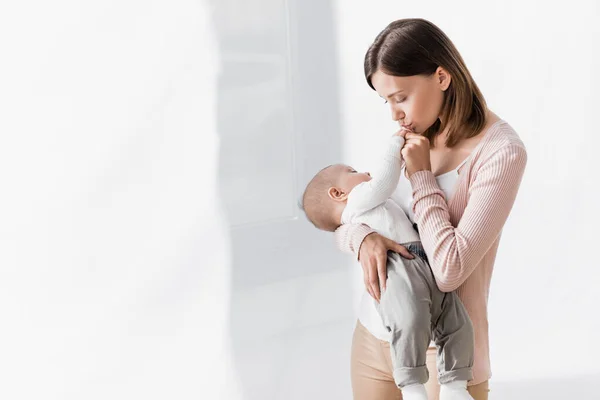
[391,106,404,122]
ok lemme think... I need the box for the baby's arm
[343,135,404,218]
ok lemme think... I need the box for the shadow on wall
[210,0,344,287]
[491,374,599,399]
[209,0,348,398]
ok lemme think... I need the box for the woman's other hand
[402,132,432,177]
[358,232,414,302]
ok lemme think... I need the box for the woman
[335,19,527,400]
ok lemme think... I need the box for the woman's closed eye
[383,97,405,104]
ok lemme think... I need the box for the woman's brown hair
[364,18,487,148]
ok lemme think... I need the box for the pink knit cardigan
[335,120,527,385]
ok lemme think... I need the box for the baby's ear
[328,186,347,201]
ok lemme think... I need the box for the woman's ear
[328,186,348,202]
[436,66,451,91]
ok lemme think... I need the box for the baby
[302,133,475,400]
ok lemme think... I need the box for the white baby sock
[401,383,428,400]
[439,380,474,400]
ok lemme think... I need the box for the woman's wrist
[353,225,375,260]
[408,169,437,189]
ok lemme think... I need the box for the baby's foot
[401,383,428,400]
[439,380,474,400]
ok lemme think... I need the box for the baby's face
[335,165,372,194]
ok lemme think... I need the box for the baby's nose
[366,172,371,177]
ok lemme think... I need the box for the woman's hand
[358,232,415,302]
[401,132,432,177]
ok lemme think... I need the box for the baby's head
[301,164,371,232]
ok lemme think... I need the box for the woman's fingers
[395,243,415,259]
[377,251,388,294]
[359,232,411,302]
[369,253,381,302]
[402,132,432,176]
[404,134,429,148]
[361,257,377,301]
[405,133,427,140]
[361,263,371,297]
[359,233,383,302]
[364,277,375,301]
[381,236,414,259]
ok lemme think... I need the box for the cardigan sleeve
[333,223,375,260]
[409,143,527,292]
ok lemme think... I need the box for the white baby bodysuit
[340,136,420,245]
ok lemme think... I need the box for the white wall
[0,1,241,399]
[4,1,599,399]
[333,0,600,396]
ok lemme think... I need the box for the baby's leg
[430,292,474,384]
[376,252,433,393]
[431,291,475,400]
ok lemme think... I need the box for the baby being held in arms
[302,132,475,400]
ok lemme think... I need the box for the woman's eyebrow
[385,89,405,99]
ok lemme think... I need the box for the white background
[1,0,599,399]
[0,1,241,399]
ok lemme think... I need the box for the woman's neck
[434,110,497,150]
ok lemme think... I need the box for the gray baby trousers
[375,241,474,388]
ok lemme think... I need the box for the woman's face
[370,68,450,134]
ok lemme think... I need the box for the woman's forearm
[334,223,375,260]
[410,144,527,291]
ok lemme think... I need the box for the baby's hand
[392,127,412,139]
[391,129,407,146]
[391,130,406,159]
[392,129,406,138]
